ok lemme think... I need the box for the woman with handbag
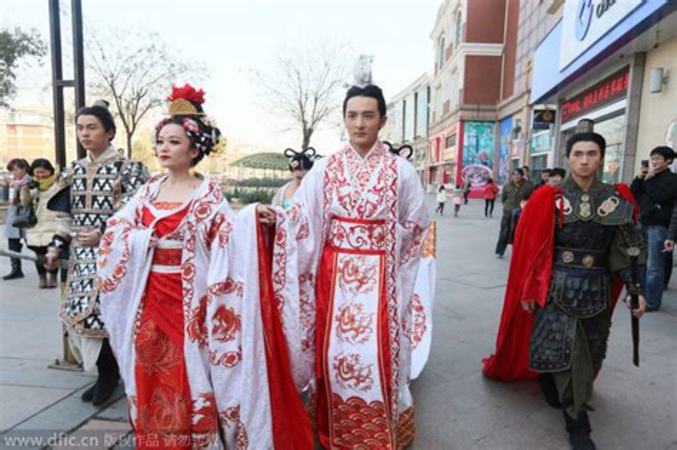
[3,158,30,280]
[20,159,60,288]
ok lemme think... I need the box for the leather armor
[530,180,634,372]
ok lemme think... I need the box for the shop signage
[560,0,642,70]
[533,109,557,130]
[561,66,629,123]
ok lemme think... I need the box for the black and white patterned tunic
[54,147,148,337]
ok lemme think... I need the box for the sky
[1,0,440,154]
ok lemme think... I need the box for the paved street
[1,197,676,449]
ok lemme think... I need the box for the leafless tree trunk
[86,27,202,158]
[254,43,352,150]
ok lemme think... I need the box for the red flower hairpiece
[167,84,206,105]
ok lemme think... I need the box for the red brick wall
[466,0,507,43]
[463,55,502,105]
[501,0,519,99]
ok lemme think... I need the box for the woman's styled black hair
[342,84,387,117]
[155,115,222,167]
[649,146,675,162]
[565,132,606,158]
[284,147,316,171]
[30,158,55,175]
[75,100,116,141]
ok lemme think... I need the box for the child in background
[452,184,463,217]
[435,185,448,215]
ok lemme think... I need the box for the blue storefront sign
[531,0,676,103]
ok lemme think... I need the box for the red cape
[482,183,636,382]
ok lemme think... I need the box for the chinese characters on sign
[561,66,629,122]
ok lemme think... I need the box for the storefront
[428,126,458,190]
[530,0,677,182]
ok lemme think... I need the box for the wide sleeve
[284,164,326,389]
[97,188,154,389]
[202,204,249,446]
[396,162,432,380]
[207,203,313,449]
[397,162,430,297]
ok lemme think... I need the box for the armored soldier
[46,101,148,406]
[484,132,646,450]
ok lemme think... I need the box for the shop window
[445,134,456,148]
[531,154,548,183]
[437,35,446,69]
[455,11,462,48]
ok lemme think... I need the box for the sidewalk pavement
[1,196,676,449]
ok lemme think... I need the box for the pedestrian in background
[452,184,463,217]
[538,168,551,187]
[463,178,471,204]
[548,167,566,187]
[435,185,448,215]
[495,168,533,258]
[521,165,531,184]
[20,159,60,288]
[3,158,30,280]
[630,145,677,311]
[508,192,531,245]
[483,178,500,217]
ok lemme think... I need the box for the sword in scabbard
[627,246,641,367]
[0,247,41,263]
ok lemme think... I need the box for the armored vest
[530,179,634,372]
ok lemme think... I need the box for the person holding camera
[631,146,677,311]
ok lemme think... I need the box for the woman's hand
[256,204,277,226]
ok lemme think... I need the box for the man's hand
[256,204,277,226]
[521,299,537,314]
[624,294,647,319]
[45,247,61,271]
[75,227,101,246]
[664,239,675,252]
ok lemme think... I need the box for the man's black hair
[342,85,387,117]
[565,132,606,158]
[549,167,566,178]
[75,100,116,141]
[649,145,675,162]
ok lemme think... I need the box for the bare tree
[86,27,203,157]
[254,43,353,150]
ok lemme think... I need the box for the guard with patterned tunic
[45,100,148,406]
